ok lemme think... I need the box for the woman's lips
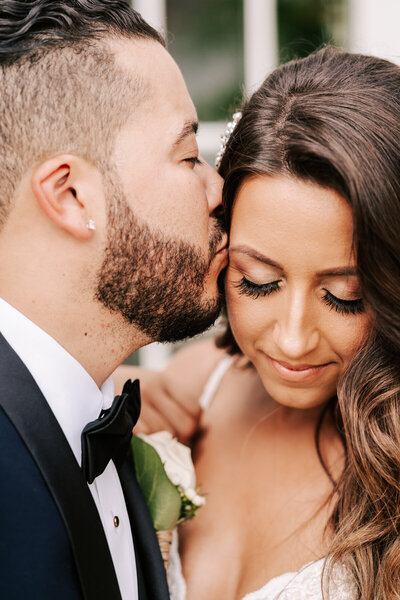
[265,354,333,383]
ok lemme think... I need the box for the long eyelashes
[235,277,365,316]
[322,290,364,315]
[235,277,281,299]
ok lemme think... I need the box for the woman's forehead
[230,175,355,273]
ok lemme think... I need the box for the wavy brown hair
[218,46,400,599]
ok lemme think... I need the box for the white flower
[137,431,201,502]
[186,488,206,506]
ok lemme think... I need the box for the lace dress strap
[198,355,235,411]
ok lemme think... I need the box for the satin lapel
[0,334,122,600]
[118,453,170,600]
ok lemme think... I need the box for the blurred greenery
[278,0,346,62]
[167,0,346,123]
[167,0,244,122]
[124,352,139,366]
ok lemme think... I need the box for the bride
[115,47,400,599]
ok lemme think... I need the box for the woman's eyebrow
[229,246,283,270]
[229,246,358,278]
[317,266,358,277]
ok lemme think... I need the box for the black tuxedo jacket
[0,333,170,600]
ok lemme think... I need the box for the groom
[0,1,226,599]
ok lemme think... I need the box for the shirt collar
[0,298,114,465]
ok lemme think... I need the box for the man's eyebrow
[230,246,358,277]
[172,120,198,147]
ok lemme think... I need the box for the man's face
[96,40,227,341]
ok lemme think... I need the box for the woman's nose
[272,292,320,360]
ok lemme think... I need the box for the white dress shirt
[0,298,138,600]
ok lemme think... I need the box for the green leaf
[131,435,181,531]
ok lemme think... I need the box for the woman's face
[226,175,371,409]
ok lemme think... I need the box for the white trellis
[348,0,400,64]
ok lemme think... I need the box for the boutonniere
[131,431,205,578]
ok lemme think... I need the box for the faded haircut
[0,0,164,226]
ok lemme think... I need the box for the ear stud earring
[86,219,96,231]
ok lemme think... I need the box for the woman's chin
[257,371,338,411]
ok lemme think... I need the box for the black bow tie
[81,379,141,484]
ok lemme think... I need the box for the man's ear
[31,155,98,240]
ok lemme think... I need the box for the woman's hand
[113,338,226,444]
[114,364,202,444]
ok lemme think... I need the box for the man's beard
[95,186,225,343]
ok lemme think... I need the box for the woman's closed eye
[322,289,364,315]
[234,276,365,316]
[234,276,281,299]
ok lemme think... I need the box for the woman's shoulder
[167,339,260,412]
[166,337,227,371]
[163,337,231,400]
[198,351,270,432]
[113,337,228,401]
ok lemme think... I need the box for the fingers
[134,372,201,444]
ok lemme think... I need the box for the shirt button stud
[113,516,120,528]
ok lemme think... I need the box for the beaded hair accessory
[215,111,242,169]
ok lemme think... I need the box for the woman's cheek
[226,286,244,335]
[338,312,372,369]
[226,281,247,338]
[226,289,260,357]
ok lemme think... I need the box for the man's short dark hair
[0,0,165,225]
[0,0,164,62]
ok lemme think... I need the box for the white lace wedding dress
[168,357,356,600]
[169,533,354,599]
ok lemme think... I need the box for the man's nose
[197,159,223,215]
[272,291,320,360]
